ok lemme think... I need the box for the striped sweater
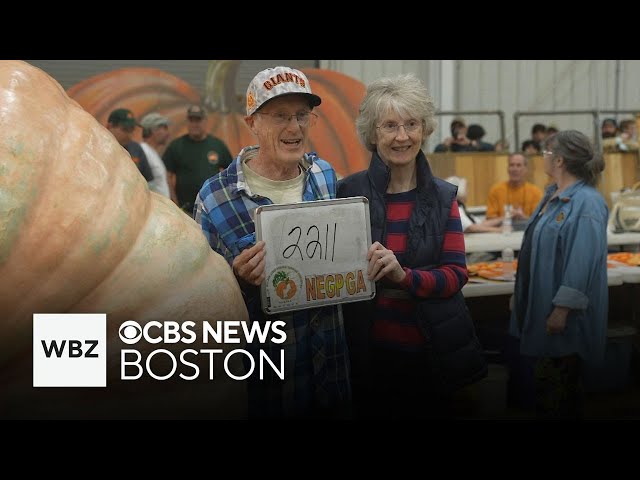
[372,189,467,351]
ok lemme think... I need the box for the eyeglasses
[542,150,554,156]
[256,111,318,127]
[376,119,422,136]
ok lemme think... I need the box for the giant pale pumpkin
[0,60,249,419]
[67,60,369,176]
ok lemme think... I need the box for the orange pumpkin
[67,67,202,145]
[202,61,256,157]
[276,279,297,299]
[67,61,369,176]
[0,60,249,418]
[301,68,370,177]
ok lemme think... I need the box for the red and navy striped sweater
[372,189,468,351]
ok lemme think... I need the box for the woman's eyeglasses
[376,120,422,136]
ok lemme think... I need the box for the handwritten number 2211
[282,223,337,261]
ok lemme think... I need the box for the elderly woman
[337,73,486,419]
[508,130,608,418]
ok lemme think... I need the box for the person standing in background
[106,108,154,183]
[521,140,539,155]
[140,113,171,198]
[433,118,474,152]
[508,130,608,418]
[466,124,495,152]
[163,105,233,215]
[601,118,618,139]
[545,125,559,137]
[529,123,547,151]
[485,153,543,224]
[337,73,486,419]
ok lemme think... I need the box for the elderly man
[486,152,543,223]
[194,66,351,419]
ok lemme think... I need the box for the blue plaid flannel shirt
[194,146,351,418]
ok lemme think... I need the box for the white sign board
[255,196,376,314]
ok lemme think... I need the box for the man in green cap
[107,108,154,183]
[162,105,233,216]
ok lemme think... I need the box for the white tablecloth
[464,231,640,253]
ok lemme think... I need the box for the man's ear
[245,115,258,135]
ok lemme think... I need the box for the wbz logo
[41,339,99,358]
[33,313,106,387]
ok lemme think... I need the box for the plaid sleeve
[397,200,468,298]
[194,192,235,266]
[308,157,337,200]
[325,163,337,198]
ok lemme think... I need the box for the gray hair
[543,130,605,186]
[356,73,436,152]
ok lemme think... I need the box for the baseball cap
[108,108,138,128]
[187,105,207,119]
[246,66,321,116]
[140,112,170,130]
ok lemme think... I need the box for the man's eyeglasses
[377,119,422,136]
[542,150,554,156]
[256,111,318,127]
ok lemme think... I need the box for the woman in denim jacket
[508,130,608,418]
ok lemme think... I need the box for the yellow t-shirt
[242,157,305,205]
[486,181,543,218]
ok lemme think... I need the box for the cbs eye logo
[119,320,142,345]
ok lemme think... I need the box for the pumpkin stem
[204,60,243,114]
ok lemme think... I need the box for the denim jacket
[509,180,609,364]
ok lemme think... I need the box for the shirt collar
[230,145,313,196]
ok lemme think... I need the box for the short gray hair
[356,73,437,152]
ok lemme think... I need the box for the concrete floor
[450,353,640,420]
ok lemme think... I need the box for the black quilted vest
[337,150,487,394]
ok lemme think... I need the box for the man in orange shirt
[486,153,543,222]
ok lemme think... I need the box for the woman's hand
[367,241,406,283]
[546,306,570,334]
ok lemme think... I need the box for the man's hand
[511,206,527,220]
[232,240,266,286]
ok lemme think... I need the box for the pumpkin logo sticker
[266,266,302,305]
[273,270,297,299]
